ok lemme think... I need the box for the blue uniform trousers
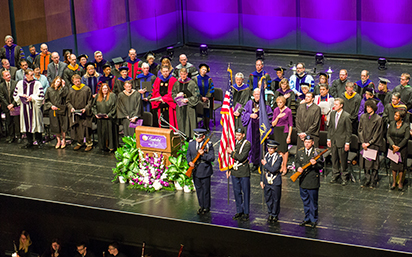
[299,187,319,223]
[264,184,281,217]
[232,176,250,214]
[194,176,211,209]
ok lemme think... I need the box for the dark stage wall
[2,1,412,63]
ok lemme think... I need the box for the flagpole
[227,63,232,205]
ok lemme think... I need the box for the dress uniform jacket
[230,138,251,177]
[186,139,215,178]
[261,152,283,186]
[295,147,323,189]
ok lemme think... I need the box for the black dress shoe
[21,143,33,149]
[197,207,203,215]
[232,213,243,220]
[341,180,348,186]
[272,216,278,222]
[310,222,317,228]
[299,220,310,226]
[267,216,273,223]
[242,214,249,221]
[361,181,370,188]
[330,178,338,184]
[390,185,396,190]
[202,208,210,214]
[17,138,22,144]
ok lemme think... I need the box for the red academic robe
[151,76,178,131]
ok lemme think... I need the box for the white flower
[143,176,150,184]
[161,173,167,180]
[153,180,162,190]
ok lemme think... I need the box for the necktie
[55,64,58,75]
[335,112,340,129]
[6,82,10,101]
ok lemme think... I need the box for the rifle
[185,133,213,177]
[290,149,328,182]
[177,245,184,257]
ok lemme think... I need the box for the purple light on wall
[186,0,238,14]
[242,15,296,40]
[301,18,356,44]
[362,22,412,48]
[187,12,238,39]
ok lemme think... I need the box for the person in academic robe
[157,56,173,77]
[92,51,107,74]
[44,76,69,149]
[387,109,409,191]
[313,72,329,96]
[81,62,101,98]
[151,66,178,130]
[0,70,20,143]
[376,77,391,106]
[34,65,50,93]
[391,73,412,110]
[297,83,311,103]
[327,98,352,185]
[271,96,293,175]
[260,139,283,223]
[13,69,44,149]
[126,48,142,79]
[15,60,29,82]
[187,128,214,215]
[135,62,156,113]
[113,66,133,95]
[92,83,118,152]
[273,78,296,112]
[193,63,214,131]
[66,74,93,152]
[34,44,51,75]
[64,51,72,65]
[144,51,159,76]
[330,69,349,98]
[172,67,200,139]
[357,87,384,120]
[358,100,383,188]
[382,92,409,127]
[271,67,286,92]
[314,84,334,131]
[26,45,39,67]
[341,82,362,134]
[98,64,116,91]
[0,35,25,67]
[226,127,251,221]
[77,54,88,70]
[117,81,143,137]
[289,62,314,97]
[232,72,251,130]
[259,78,276,110]
[63,54,84,87]
[295,135,323,228]
[0,59,18,83]
[247,59,271,93]
[354,70,375,96]
[242,88,273,172]
[296,92,321,149]
[111,57,124,79]
[47,52,67,85]
[173,54,198,79]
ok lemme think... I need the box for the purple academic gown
[242,99,273,165]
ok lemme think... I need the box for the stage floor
[2,47,412,255]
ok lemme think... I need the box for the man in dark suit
[327,98,352,185]
[47,52,67,85]
[0,70,20,143]
[260,139,283,223]
[295,135,323,228]
[0,59,18,83]
[187,128,215,215]
[296,92,321,149]
[227,127,251,221]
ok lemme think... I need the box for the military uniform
[230,133,251,220]
[186,129,215,214]
[295,144,323,226]
[261,142,283,222]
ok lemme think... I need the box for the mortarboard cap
[199,63,210,72]
[193,128,207,137]
[144,51,156,61]
[266,139,279,148]
[102,63,111,70]
[112,57,124,65]
[119,66,129,72]
[160,56,172,63]
[378,77,391,84]
[77,54,88,61]
[364,87,375,95]
[85,62,95,69]
[300,82,310,89]
[274,67,286,73]
[319,72,329,78]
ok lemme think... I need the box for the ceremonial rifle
[177,244,184,257]
[290,149,328,182]
[185,133,213,177]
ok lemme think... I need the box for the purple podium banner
[140,134,167,149]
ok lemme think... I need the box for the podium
[135,126,181,166]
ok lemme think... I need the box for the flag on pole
[259,78,272,144]
[218,65,235,171]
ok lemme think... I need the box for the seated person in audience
[341,82,361,134]
[387,109,409,191]
[41,238,66,257]
[92,51,107,74]
[81,62,101,98]
[391,73,412,110]
[117,81,143,137]
[273,78,295,110]
[34,64,50,93]
[247,59,271,92]
[107,242,126,257]
[0,35,25,67]
[271,67,286,92]
[314,84,334,131]
[15,60,29,82]
[77,54,88,70]
[34,43,51,75]
[354,70,375,96]
[330,69,348,98]
[67,74,93,152]
[74,242,95,257]
[173,54,198,79]
[376,77,391,106]
[313,72,329,95]
[289,62,314,97]
[357,88,384,121]
[16,231,32,257]
[113,67,132,95]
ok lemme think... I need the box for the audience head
[179,67,188,80]
[394,109,406,122]
[235,127,246,141]
[255,59,264,72]
[276,96,286,109]
[124,81,133,92]
[253,88,260,102]
[305,92,315,104]
[108,242,119,256]
[72,74,82,86]
[51,239,61,251]
[179,54,188,66]
[51,52,60,64]
[97,83,111,102]
[33,65,41,76]
[129,48,137,61]
[94,51,103,62]
[361,70,369,82]
[345,81,355,94]
[365,100,377,114]
[319,74,329,85]
[339,69,348,82]
[2,59,10,69]
[4,35,13,47]
[52,76,63,90]
[334,98,344,112]
[392,92,401,105]
[235,72,244,86]
[19,231,32,252]
[296,63,305,76]
[69,54,77,66]
[29,45,36,55]
[25,69,34,81]
[19,60,28,70]
[279,78,289,91]
[103,64,111,76]
[86,63,96,75]
[319,84,329,97]
[76,242,87,256]
[141,62,150,75]
[301,84,310,95]
[2,70,11,82]
[400,73,410,86]
[40,44,48,55]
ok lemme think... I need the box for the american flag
[218,65,235,171]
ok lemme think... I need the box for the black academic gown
[92,93,118,150]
